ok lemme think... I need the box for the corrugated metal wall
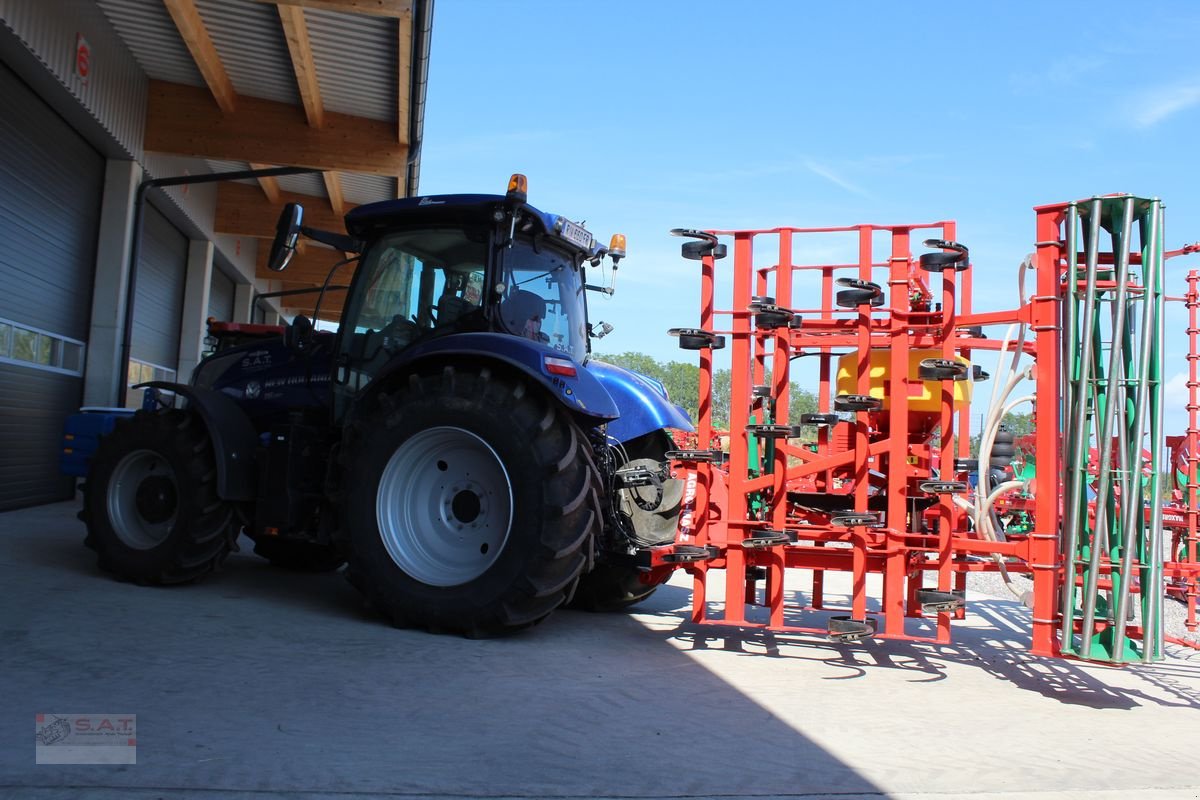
[208,269,235,322]
[131,204,187,371]
[0,0,147,160]
[0,61,103,510]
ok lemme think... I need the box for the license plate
[559,220,593,250]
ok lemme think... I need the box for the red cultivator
[643,197,1200,664]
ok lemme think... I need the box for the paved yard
[2,500,1199,799]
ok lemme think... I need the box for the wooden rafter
[276,3,325,129]
[253,0,413,18]
[248,162,282,203]
[323,172,345,217]
[162,0,237,113]
[397,13,412,148]
[147,81,406,176]
[256,242,356,283]
[219,182,355,238]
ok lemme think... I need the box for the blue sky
[419,1,1200,435]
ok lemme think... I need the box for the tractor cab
[267,174,625,415]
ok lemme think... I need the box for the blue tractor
[73,175,693,636]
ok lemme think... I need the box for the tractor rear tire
[252,538,346,572]
[81,410,237,585]
[570,430,680,612]
[343,365,600,637]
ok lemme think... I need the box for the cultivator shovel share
[644,194,1200,665]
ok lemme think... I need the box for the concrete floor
[2,501,1200,800]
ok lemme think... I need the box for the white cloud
[1131,81,1200,129]
[804,160,871,198]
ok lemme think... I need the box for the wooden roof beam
[255,241,352,282]
[162,0,237,113]
[323,172,345,218]
[253,0,413,18]
[218,182,357,238]
[276,3,325,129]
[146,80,406,176]
[248,162,282,203]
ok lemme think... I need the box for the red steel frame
[1165,268,1200,631]
[642,206,1097,657]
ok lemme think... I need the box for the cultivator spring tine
[918,239,970,272]
[917,358,969,381]
[668,327,726,351]
[834,276,885,308]
[799,413,841,427]
[665,449,728,465]
[745,424,802,439]
[833,394,882,413]
[916,589,966,614]
[919,480,969,495]
[661,544,720,564]
[671,228,727,260]
[827,616,876,643]
[830,512,884,528]
[741,528,795,548]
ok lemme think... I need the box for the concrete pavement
[2,500,1199,799]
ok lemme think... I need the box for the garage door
[126,203,187,404]
[0,62,103,510]
[208,268,235,322]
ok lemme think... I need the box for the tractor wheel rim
[376,426,514,587]
[107,449,179,550]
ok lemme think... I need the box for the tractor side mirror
[267,203,304,272]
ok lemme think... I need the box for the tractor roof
[345,194,607,261]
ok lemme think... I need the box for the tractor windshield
[500,237,588,363]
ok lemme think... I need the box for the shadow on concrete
[634,581,1200,712]
[0,502,892,799]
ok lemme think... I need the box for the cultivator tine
[827,616,875,643]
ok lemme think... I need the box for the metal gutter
[404,0,432,198]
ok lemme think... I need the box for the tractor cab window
[339,227,488,388]
[500,237,588,363]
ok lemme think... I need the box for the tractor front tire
[343,365,601,637]
[81,410,237,584]
[570,430,681,612]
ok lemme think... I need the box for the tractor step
[828,615,876,643]
[919,480,969,494]
[662,544,720,563]
[916,589,966,614]
[668,328,726,351]
[742,528,795,548]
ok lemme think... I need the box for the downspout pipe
[116,166,322,406]
[404,0,434,198]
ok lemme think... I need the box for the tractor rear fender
[138,382,259,501]
[363,332,620,423]
[585,360,695,443]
